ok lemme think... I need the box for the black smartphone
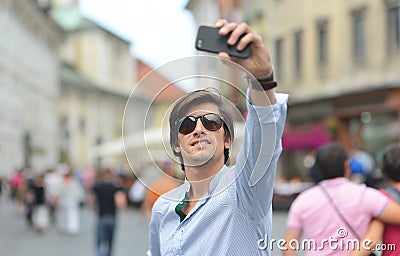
[195,25,251,59]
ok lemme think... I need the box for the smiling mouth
[191,140,210,147]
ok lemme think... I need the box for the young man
[284,142,400,256]
[378,144,400,256]
[148,20,288,255]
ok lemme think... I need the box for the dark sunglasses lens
[179,116,196,134]
[202,114,222,131]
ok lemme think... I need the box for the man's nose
[193,118,206,135]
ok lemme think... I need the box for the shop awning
[282,124,332,151]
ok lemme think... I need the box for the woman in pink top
[284,143,400,256]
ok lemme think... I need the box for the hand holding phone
[195,25,251,59]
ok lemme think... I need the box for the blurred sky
[79,0,197,68]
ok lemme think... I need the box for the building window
[387,4,400,54]
[294,30,303,79]
[317,20,329,67]
[274,38,284,80]
[113,44,123,79]
[352,9,366,65]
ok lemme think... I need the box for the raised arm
[216,20,288,219]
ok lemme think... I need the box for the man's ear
[173,137,181,154]
[174,146,181,154]
[224,135,232,149]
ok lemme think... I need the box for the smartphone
[195,25,251,59]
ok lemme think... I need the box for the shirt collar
[183,165,229,197]
[209,165,229,194]
[320,177,349,187]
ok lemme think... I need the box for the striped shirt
[148,92,288,256]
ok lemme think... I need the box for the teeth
[194,141,208,146]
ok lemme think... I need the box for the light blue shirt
[148,92,288,256]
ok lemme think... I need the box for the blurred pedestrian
[0,176,3,202]
[349,143,375,185]
[82,166,96,192]
[370,143,400,256]
[284,142,400,256]
[58,169,84,235]
[10,169,26,213]
[89,168,127,256]
[141,158,182,219]
[148,20,287,255]
[128,176,146,208]
[44,168,62,225]
[24,169,36,226]
[29,175,49,233]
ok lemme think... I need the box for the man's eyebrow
[187,112,218,117]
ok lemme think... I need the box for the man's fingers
[218,52,231,61]
[218,52,240,68]
[218,22,254,49]
[237,33,255,51]
[218,22,238,37]
[219,52,239,62]
[215,19,228,28]
[228,23,252,45]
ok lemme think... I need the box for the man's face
[174,102,231,168]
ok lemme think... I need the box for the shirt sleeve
[233,92,288,220]
[148,203,161,256]
[286,195,304,231]
[363,187,390,218]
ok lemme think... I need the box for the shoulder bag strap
[319,185,361,240]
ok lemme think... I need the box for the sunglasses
[176,113,225,135]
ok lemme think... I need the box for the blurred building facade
[188,0,400,179]
[51,0,189,173]
[0,0,63,176]
[0,0,156,176]
[262,0,400,178]
[135,59,187,127]
[94,59,187,171]
[4,0,398,180]
[49,0,150,170]
[186,0,248,111]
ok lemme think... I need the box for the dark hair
[382,144,400,182]
[313,142,348,180]
[169,89,234,170]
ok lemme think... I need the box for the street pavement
[0,198,150,256]
[0,196,290,256]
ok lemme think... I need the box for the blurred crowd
[4,164,99,234]
[0,159,184,235]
